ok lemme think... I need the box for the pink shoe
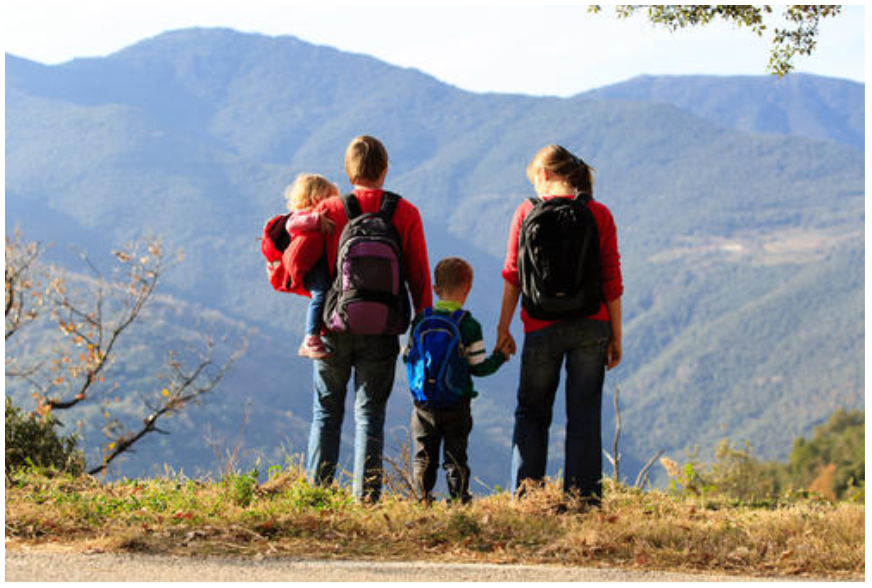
[298,335,331,360]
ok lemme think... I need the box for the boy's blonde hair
[284,174,338,211]
[345,135,389,185]
[434,257,474,294]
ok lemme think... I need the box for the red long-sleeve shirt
[288,188,433,314]
[502,195,623,333]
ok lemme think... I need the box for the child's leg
[442,402,473,503]
[411,406,440,502]
[304,258,331,336]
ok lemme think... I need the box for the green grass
[4,464,864,579]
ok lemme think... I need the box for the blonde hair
[284,174,338,211]
[345,135,389,185]
[434,257,474,293]
[527,145,595,199]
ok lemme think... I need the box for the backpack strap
[341,193,363,220]
[379,191,402,220]
[528,196,540,207]
[449,309,467,325]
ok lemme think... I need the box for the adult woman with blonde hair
[497,144,623,506]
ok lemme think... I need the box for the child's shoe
[298,335,330,359]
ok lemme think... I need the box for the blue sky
[3,1,866,96]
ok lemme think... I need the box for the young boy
[404,257,509,504]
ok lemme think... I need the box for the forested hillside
[5,28,864,487]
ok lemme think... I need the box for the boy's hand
[319,211,335,234]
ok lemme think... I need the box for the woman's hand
[496,326,516,357]
[496,281,521,358]
[319,211,335,234]
[606,337,622,370]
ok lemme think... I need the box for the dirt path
[5,549,800,582]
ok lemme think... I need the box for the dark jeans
[306,332,399,502]
[304,258,330,336]
[511,318,610,502]
[411,401,473,502]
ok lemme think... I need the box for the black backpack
[517,195,603,320]
[322,191,411,335]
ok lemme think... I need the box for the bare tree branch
[41,240,163,412]
[5,230,47,342]
[7,231,247,478]
[635,449,666,490]
[612,384,622,483]
[89,336,247,476]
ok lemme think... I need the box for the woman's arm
[606,297,622,370]
[496,280,520,356]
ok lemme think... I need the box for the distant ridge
[580,73,864,149]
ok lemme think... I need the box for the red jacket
[288,188,433,313]
[502,195,623,333]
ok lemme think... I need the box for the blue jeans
[306,332,400,501]
[304,258,330,336]
[511,318,611,501]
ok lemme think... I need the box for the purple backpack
[323,192,411,335]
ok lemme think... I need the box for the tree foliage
[5,397,86,476]
[789,409,864,499]
[662,409,864,502]
[591,5,843,75]
[5,232,246,476]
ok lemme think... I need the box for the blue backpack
[406,309,470,408]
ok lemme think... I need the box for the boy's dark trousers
[411,400,473,503]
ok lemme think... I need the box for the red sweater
[502,195,623,333]
[288,188,433,314]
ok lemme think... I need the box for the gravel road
[5,549,800,582]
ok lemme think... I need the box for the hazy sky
[4,1,866,96]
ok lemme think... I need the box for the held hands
[496,326,517,358]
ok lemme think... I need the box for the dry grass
[4,468,864,579]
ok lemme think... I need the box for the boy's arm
[463,315,506,377]
[469,349,507,377]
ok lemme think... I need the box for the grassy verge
[4,466,864,579]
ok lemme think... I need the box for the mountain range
[5,28,864,488]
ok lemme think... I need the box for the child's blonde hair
[284,174,339,211]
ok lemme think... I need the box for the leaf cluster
[592,5,843,75]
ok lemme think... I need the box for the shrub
[5,397,86,476]
[225,468,259,507]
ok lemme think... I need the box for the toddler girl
[284,173,337,359]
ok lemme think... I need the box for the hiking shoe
[298,335,331,360]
